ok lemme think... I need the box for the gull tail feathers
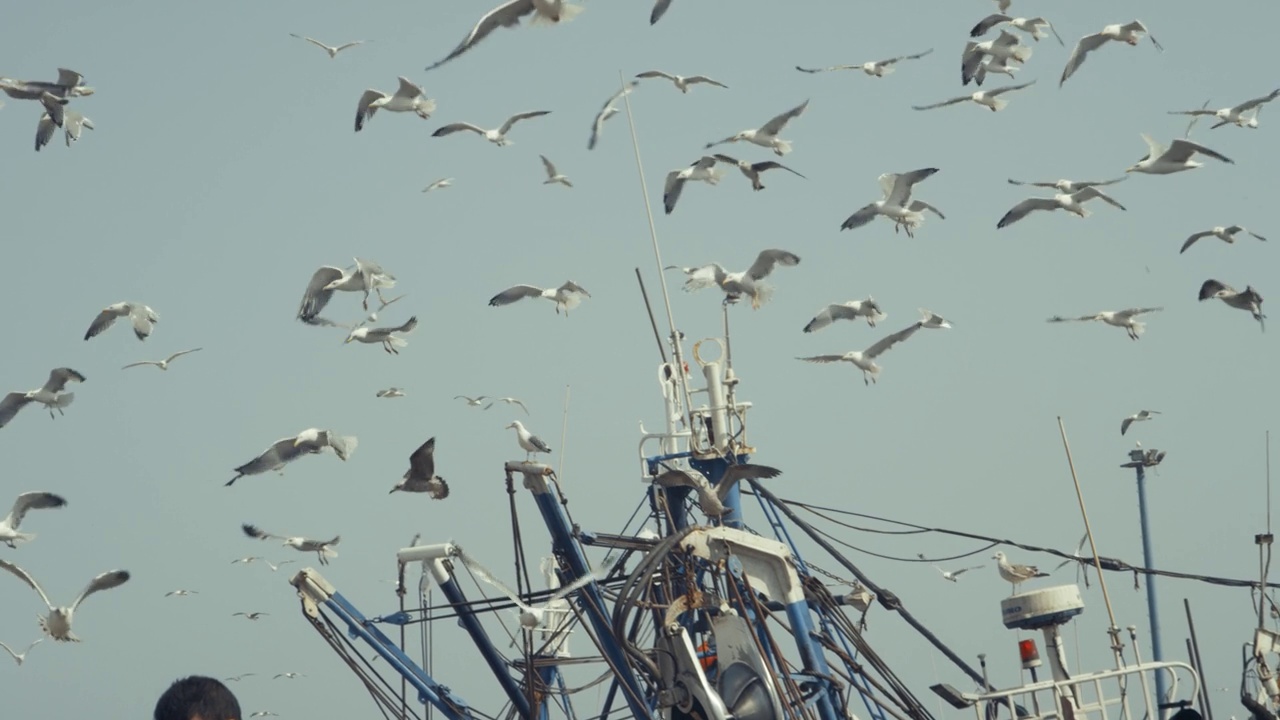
[6,531,35,546]
[1011,46,1032,63]
[1131,321,1146,337]
[334,436,359,460]
[388,336,409,348]
[529,3,584,25]
[773,140,793,156]
[990,98,1009,112]
[323,547,339,558]
[53,393,75,409]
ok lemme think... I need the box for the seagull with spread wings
[1060,21,1162,87]
[1007,176,1127,193]
[35,109,93,152]
[654,463,782,518]
[0,368,85,429]
[797,322,925,385]
[1199,280,1266,332]
[1169,89,1280,130]
[233,612,270,621]
[0,638,41,666]
[705,99,809,156]
[996,186,1126,229]
[345,316,418,354]
[796,48,933,77]
[935,565,985,582]
[0,492,67,548]
[1046,307,1163,340]
[803,299,887,332]
[298,259,397,321]
[425,0,583,72]
[635,70,728,93]
[122,348,202,371]
[376,387,406,398]
[1125,134,1233,174]
[242,524,340,566]
[839,168,943,238]
[226,428,358,486]
[457,548,605,630]
[422,178,453,193]
[489,282,590,315]
[961,30,1032,85]
[1180,226,1267,254]
[390,437,450,499]
[970,15,1062,45]
[711,154,805,191]
[914,79,1036,113]
[0,559,130,642]
[663,155,724,214]
[85,302,159,341]
[1121,410,1161,436]
[433,110,551,147]
[669,249,801,309]
[539,155,573,187]
[355,77,435,132]
[486,397,530,414]
[289,34,365,58]
[588,81,637,150]
[455,395,490,407]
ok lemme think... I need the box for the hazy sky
[3,0,1278,717]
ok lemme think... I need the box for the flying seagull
[1007,177,1127,193]
[455,395,490,407]
[485,397,530,414]
[0,68,94,102]
[457,548,605,630]
[422,178,454,193]
[1169,89,1280,130]
[1054,533,1091,578]
[85,302,159,341]
[376,387,406,399]
[992,551,1048,594]
[0,492,67,548]
[935,565,985,582]
[996,186,1126,229]
[635,70,728,93]
[274,673,306,680]
[663,155,724,214]
[0,368,85,429]
[970,15,1063,45]
[650,0,675,24]
[796,48,933,77]
[288,34,365,58]
[506,420,552,460]
[345,316,418,354]
[425,0,583,72]
[588,80,637,150]
[489,282,590,315]
[354,77,436,132]
[122,348,202,371]
[164,589,198,597]
[540,155,573,187]
[1046,307,1163,340]
[1060,21,1162,87]
[391,436,449,499]
[705,99,810,156]
[1125,135,1233,174]
[298,259,397,322]
[0,638,42,666]
[1180,226,1267,254]
[1121,410,1161,436]
[796,321,925,385]
[230,558,294,572]
[432,110,551,147]
[249,712,280,718]
[918,309,953,329]
[35,109,93,151]
[668,249,801,309]
[969,55,1021,86]
[233,612,270,621]
[914,79,1036,113]
[242,523,340,566]
[961,30,1032,85]
[654,463,782,517]
[0,559,130,642]
[839,168,943,238]
[711,154,805,191]
[1199,280,1266,332]
[226,429,358,486]
[803,298,887,332]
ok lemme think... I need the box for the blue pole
[1134,465,1168,707]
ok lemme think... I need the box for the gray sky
[2,0,1278,716]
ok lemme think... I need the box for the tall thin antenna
[635,268,668,363]
[1268,430,1272,534]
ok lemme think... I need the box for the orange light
[1018,639,1042,669]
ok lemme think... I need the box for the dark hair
[154,675,242,720]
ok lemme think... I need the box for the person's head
[154,675,242,720]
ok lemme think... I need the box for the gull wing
[601,80,639,111]
[1180,231,1214,254]
[635,70,676,82]
[242,523,289,542]
[558,280,590,298]
[1198,279,1231,301]
[43,368,86,394]
[588,106,617,149]
[0,394,30,429]
[499,110,551,135]
[759,99,809,136]
[548,566,605,603]
[907,200,945,218]
[650,0,674,25]
[803,304,866,333]
[840,203,879,231]
[4,491,67,530]
[433,122,487,137]
[864,323,923,359]
[677,265,718,292]
[1073,186,1126,210]
[687,75,728,89]
[794,65,859,73]
[298,266,344,321]
[992,29,1022,50]
[1006,179,1057,187]
[1120,20,1161,50]
[912,94,971,111]
[508,398,530,414]
[1168,108,1215,118]
[235,437,305,478]
[393,76,424,100]
[426,0,535,71]
[164,348,203,364]
[1165,138,1234,165]
[716,464,782,501]
[746,249,800,280]
[456,549,530,609]
[884,48,934,64]
[34,113,55,152]
[85,306,123,340]
[885,168,938,206]
[489,285,544,306]
[69,570,130,613]
[1059,32,1109,86]
[64,112,92,145]
[1078,177,1128,188]
[1115,307,1163,319]
[129,305,158,341]
[988,79,1036,97]
[797,354,849,364]
[540,154,558,178]
[751,161,806,179]
[997,197,1060,229]
[355,90,387,131]
[0,559,54,609]
[408,437,436,482]
[970,14,1012,37]
[654,469,712,493]
[326,434,358,461]
[663,171,686,215]
[1121,416,1136,435]
[56,68,85,87]
[1234,88,1280,113]
[1046,314,1099,323]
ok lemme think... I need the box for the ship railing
[963,661,1199,720]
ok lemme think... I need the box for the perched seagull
[506,420,552,460]
[432,110,551,147]
[635,70,728,93]
[705,99,810,156]
[425,0,583,72]
[242,524,340,566]
[795,49,933,77]
[1168,89,1280,130]
[1121,410,1161,436]
[288,34,365,58]
[298,259,397,320]
[935,565,985,582]
[992,551,1049,594]
[35,109,93,152]
[803,299,887,332]
[489,282,590,315]
[274,673,306,680]
[390,437,450,499]
[654,464,782,518]
[970,15,1063,45]
[485,397,530,414]
[0,368,85,429]
[0,560,130,642]
[1180,226,1267,254]
[0,638,42,666]
[1046,307,1163,341]
[422,178,454,193]
[122,348,202,371]
[918,309,953,329]
[0,492,67,548]
[711,154,805,191]
[1125,135,1233,175]
[914,79,1036,113]
[996,186,1126,229]
[588,80,637,150]
[839,168,943,238]
[663,155,724,214]
[797,322,925,386]
[1007,177,1127,193]
[164,590,198,597]
[345,316,419,354]
[354,77,436,132]
[85,302,159,342]
[376,387,406,398]
[1199,280,1266,332]
[961,30,1032,85]
[1060,21,1162,87]
[670,249,801,309]
[455,395,491,407]
[226,429,358,486]
[233,612,270,621]
[457,548,604,630]
[540,155,573,187]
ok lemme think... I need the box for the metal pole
[1134,464,1169,708]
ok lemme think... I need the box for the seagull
[1121,410,1161,436]
[711,154,805,191]
[432,110,551,147]
[914,79,1036,113]
[422,178,454,193]
[588,81,637,150]
[164,590,198,597]
[288,34,365,58]
[961,30,1032,85]
[671,249,801,309]
[797,322,924,385]
[0,492,67,548]
[634,70,728,93]
[1125,135,1233,174]
[705,99,809,156]
[1007,177,1127,193]
[970,55,1021,86]
[663,155,724,214]
[935,565,985,582]
[345,316,419,354]
[1180,226,1267,254]
[264,560,296,573]
[425,0,583,72]
[35,109,92,151]
[0,68,95,102]
[1053,533,1090,577]
[354,77,436,132]
[225,674,257,682]
[795,49,933,77]
[918,309,953,329]
[1060,21,1163,87]
[803,299,887,332]
[1199,280,1266,332]
[485,397,530,414]
[391,437,450,499]
[996,186,1126,229]
[0,560,130,642]
[122,348,202,371]
[250,713,280,718]
[1046,307,1163,341]
[233,612,270,621]
[242,524,340,566]
[654,464,782,518]
[273,673,306,680]
[489,282,590,315]
[225,429,358,486]
[970,15,1063,45]
[839,168,943,238]
[455,395,490,407]
[0,638,42,666]
[506,420,552,460]
[540,155,573,187]
[457,548,604,630]
[992,551,1049,594]
[0,368,86,429]
[376,387,406,398]
[1169,89,1280,130]
[298,259,397,320]
[84,302,159,341]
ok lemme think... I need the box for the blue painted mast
[1125,446,1168,709]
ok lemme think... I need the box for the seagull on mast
[506,420,552,460]
[992,551,1048,595]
